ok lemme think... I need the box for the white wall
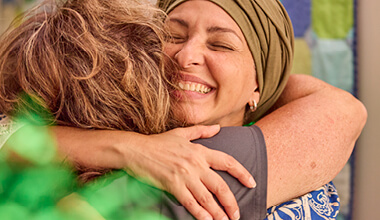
[353,0,380,219]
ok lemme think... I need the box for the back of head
[0,0,179,134]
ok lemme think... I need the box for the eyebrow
[168,17,242,42]
[207,26,243,42]
[168,18,188,28]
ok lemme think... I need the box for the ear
[248,87,260,108]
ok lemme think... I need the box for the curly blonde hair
[0,0,181,135]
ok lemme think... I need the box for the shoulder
[194,125,265,151]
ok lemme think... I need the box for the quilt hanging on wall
[281,0,357,219]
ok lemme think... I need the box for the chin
[184,115,209,126]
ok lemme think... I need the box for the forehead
[167,0,240,31]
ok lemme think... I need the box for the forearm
[256,74,367,207]
[51,126,141,169]
[0,116,132,168]
[53,125,252,220]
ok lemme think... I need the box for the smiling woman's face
[164,0,260,126]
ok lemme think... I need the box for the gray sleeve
[161,125,267,220]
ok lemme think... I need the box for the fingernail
[212,124,221,129]
[204,216,212,220]
[249,177,256,188]
[233,210,240,220]
[222,216,228,220]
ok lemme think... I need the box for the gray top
[161,125,268,220]
[0,115,267,219]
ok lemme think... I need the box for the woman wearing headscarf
[159,0,294,123]
[158,0,354,219]
[0,0,366,219]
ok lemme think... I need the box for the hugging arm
[1,75,367,219]
[26,124,254,220]
[162,74,367,218]
[161,125,267,220]
[256,74,367,207]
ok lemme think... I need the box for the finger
[188,180,228,220]
[208,151,256,188]
[172,187,213,220]
[172,125,221,140]
[202,171,240,220]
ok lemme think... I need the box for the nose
[174,39,205,69]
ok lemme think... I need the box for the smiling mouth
[178,82,212,94]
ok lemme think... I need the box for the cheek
[229,57,255,85]
[212,54,241,77]
[232,63,257,99]
[163,43,178,58]
[243,71,257,95]
[240,56,257,87]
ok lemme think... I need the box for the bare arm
[255,74,367,207]
[2,74,367,218]
[50,125,253,220]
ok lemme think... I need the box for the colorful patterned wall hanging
[281,0,357,219]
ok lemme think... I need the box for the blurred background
[0,0,379,219]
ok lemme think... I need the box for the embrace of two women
[0,0,367,219]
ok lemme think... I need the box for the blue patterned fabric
[265,182,340,220]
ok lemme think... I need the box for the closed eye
[209,43,234,51]
[165,34,187,44]
[173,36,187,43]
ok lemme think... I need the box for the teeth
[179,82,184,89]
[196,84,201,92]
[178,82,212,94]
[190,83,196,91]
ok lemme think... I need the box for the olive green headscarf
[158,0,294,123]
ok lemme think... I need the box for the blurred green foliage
[0,94,169,220]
